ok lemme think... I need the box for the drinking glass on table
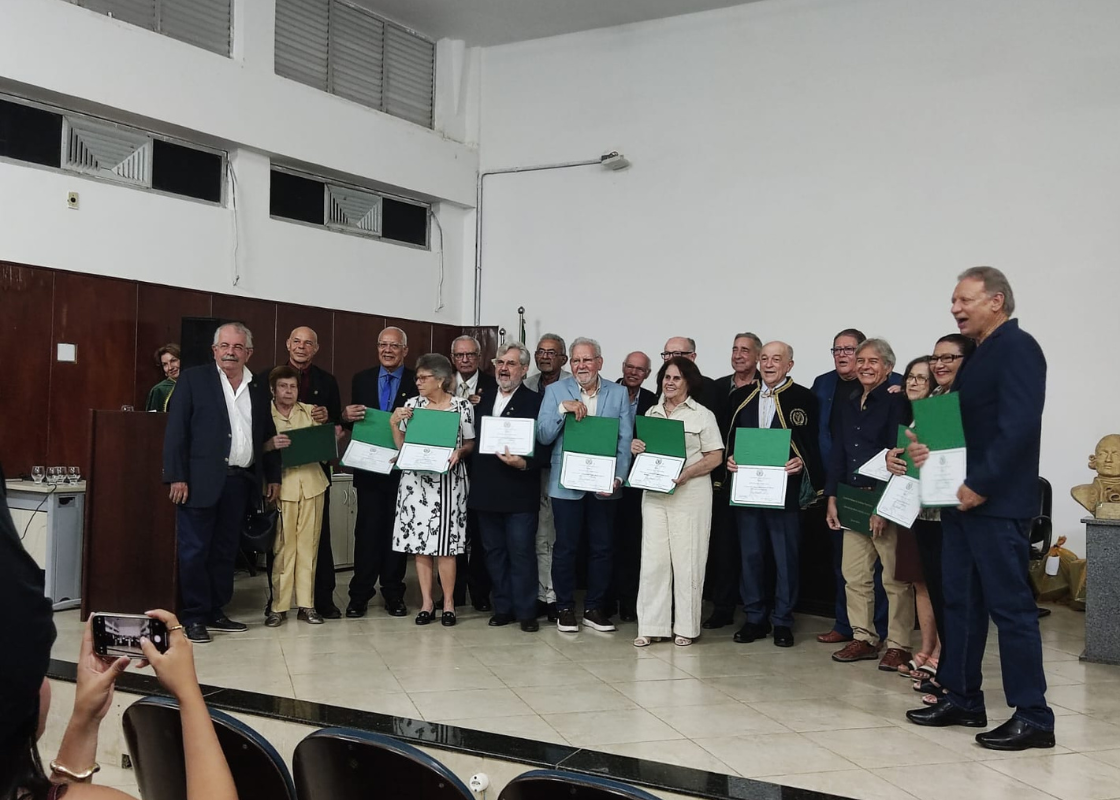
[48,467,62,485]
[31,465,45,484]
[67,466,81,485]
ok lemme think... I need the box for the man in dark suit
[341,326,418,618]
[810,328,900,645]
[253,326,344,619]
[906,267,1054,751]
[725,342,821,648]
[607,351,655,620]
[164,322,281,643]
[659,336,718,409]
[704,332,762,629]
[451,334,498,611]
[468,343,545,632]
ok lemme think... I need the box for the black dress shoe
[385,599,408,617]
[185,623,211,643]
[703,611,735,630]
[415,610,434,625]
[209,615,248,633]
[906,701,987,728]
[441,611,457,627]
[316,604,342,620]
[473,600,493,612]
[619,605,638,623]
[520,619,539,632]
[976,718,1056,751]
[345,603,368,618]
[488,613,514,627]
[773,626,794,647]
[734,621,771,643]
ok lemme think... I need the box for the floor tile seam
[691,732,864,777]
[867,761,1056,799]
[642,700,794,739]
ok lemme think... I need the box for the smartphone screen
[91,613,170,658]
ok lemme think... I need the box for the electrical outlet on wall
[67,192,79,210]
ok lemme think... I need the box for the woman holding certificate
[391,353,476,627]
[265,366,331,627]
[631,357,723,647]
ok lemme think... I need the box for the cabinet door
[10,509,48,567]
[329,479,354,569]
[347,487,359,565]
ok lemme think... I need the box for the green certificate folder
[351,409,397,448]
[729,427,791,508]
[896,426,919,479]
[911,393,966,451]
[635,417,686,457]
[733,427,791,467]
[404,407,461,447]
[282,424,337,468]
[625,416,686,493]
[837,483,886,536]
[561,415,619,456]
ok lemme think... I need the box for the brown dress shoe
[832,639,882,662]
[878,648,913,672]
[816,630,854,644]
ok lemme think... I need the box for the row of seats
[122,696,662,800]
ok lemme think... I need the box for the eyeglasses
[493,358,522,368]
[830,346,857,356]
[535,349,561,358]
[216,342,249,353]
[928,354,964,364]
[452,352,480,361]
[905,374,929,384]
[415,373,436,382]
[378,341,404,350]
[660,350,694,359]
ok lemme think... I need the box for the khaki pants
[841,526,914,650]
[536,470,556,603]
[273,493,325,613]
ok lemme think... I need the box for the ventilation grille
[327,183,381,235]
[67,0,232,56]
[63,118,153,186]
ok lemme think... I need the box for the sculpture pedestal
[1081,516,1120,666]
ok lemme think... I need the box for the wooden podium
[82,411,178,618]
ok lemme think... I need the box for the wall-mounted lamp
[474,150,632,324]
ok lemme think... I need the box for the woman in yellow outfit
[265,366,330,626]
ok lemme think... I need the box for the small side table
[6,479,85,611]
[1082,516,1120,666]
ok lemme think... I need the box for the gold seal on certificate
[395,443,454,473]
[731,466,788,508]
[627,453,685,493]
[478,416,535,456]
[560,452,617,493]
[920,447,966,506]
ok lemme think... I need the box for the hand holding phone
[91,612,170,659]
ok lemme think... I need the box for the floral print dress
[392,395,475,556]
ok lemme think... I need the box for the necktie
[380,373,394,411]
[458,380,471,399]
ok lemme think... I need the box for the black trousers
[452,510,492,607]
[704,489,741,615]
[912,518,945,644]
[349,483,406,605]
[313,488,336,609]
[605,487,643,615]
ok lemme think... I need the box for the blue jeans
[831,527,888,639]
[738,508,800,628]
[939,510,1053,730]
[478,511,539,621]
[177,472,253,626]
[551,497,618,612]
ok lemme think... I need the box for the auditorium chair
[1031,477,1054,618]
[498,769,662,800]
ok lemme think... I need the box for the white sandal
[674,635,693,647]
[634,636,661,647]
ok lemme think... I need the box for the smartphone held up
[91,612,170,659]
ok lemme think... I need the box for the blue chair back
[122,695,296,800]
[498,769,662,800]
[294,728,473,800]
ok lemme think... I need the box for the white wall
[0,0,478,321]
[477,0,1120,550]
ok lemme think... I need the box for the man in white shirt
[163,322,281,644]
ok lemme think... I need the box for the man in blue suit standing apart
[906,267,1054,751]
[538,337,635,633]
[164,322,281,643]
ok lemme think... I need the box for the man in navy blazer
[468,343,544,632]
[906,267,1054,751]
[537,337,635,633]
[340,326,419,618]
[163,322,281,643]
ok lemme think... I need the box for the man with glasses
[810,329,901,645]
[164,322,281,643]
[537,337,635,633]
[341,326,417,618]
[659,336,717,409]
[449,335,496,611]
[524,334,571,620]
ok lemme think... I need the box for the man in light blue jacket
[538,337,635,633]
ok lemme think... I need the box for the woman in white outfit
[631,357,724,647]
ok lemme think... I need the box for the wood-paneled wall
[0,261,497,478]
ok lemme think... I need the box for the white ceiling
[351,0,766,47]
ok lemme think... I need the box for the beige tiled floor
[50,571,1120,800]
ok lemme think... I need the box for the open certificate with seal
[340,409,397,474]
[730,427,790,508]
[875,426,922,528]
[626,416,686,494]
[559,415,619,494]
[395,407,460,474]
[911,393,967,507]
[478,416,535,456]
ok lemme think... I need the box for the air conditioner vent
[327,183,381,235]
[63,118,152,186]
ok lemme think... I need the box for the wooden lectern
[83,411,178,618]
